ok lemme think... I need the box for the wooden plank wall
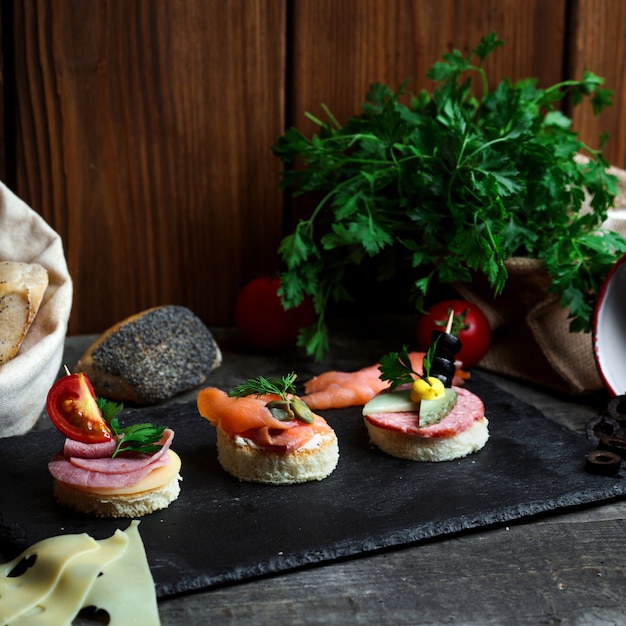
[3,0,625,335]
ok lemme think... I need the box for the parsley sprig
[379,343,438,390]
[273,32,626,360]
[96,397,167,458]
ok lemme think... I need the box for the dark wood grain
[567,0,626,168]
[5,0,626,338]
[288,0,567,140]
[11,0,286,334]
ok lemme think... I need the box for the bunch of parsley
[273,32,626,360]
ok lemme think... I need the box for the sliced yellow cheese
[10,531,129,625]
[84,521,160,625]
[0,522,160,626]
[0,533,99,624]
[64,449,182,497]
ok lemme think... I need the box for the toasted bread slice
[0,261,49,364]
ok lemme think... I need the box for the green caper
[266,399,294,421]
[265,398,314,424]
[290,399,315,424]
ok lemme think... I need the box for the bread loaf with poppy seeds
[76,305,222,404]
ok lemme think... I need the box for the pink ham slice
[68,429,174,473]
[49,452,171,488]
[64,438,118,459]
[49,428,175,489]
[365,387,484,438]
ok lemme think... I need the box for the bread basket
[0,182,73,436]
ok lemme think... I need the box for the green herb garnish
[227,373,314,424]
[273,32,626,360]
[228,373,298,400]
[96,397,167,458]
[379,342,439,390]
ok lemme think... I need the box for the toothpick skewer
[445,309,454,335]
[64,365,71,376]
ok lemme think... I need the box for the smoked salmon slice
[301,351,468,410]
[301,352,425,410]
[197,387,291,435]
[196,387,334,452]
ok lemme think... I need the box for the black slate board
[1,374,625,598]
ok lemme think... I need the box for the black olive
[431,330,462,358]
[430,355,456,378]
[431,373,452,387]
[607,395,626,422]
[585,450,622,475]
[598,435,626,459]
[585,414,620,444]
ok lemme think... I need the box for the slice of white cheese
[84,521,160,625]
[11,531,129,625]
[0,522,160,626]
[0,533,99,624]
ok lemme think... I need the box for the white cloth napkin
[0,182,73,436]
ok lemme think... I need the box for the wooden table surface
[41,321,626,625]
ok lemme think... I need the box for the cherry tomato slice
[46,372,113,443]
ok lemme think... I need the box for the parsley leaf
[97,397,167,458]
[379,342,439,390]
[273,32,624,360]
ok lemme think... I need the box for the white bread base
[217,426,339,484]
[365,417,489,462]
[53,473,181,519]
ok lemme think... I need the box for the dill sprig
[228,373,298,400]
[227,373,315,424]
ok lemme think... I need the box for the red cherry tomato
[416,299,491,368]
[46,373,113,443]
[234,277,315,351]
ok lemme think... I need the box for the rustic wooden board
[1,374,624,599]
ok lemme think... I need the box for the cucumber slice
[419,388,457,426]
[362,389,417,416]
[362,387,457,427]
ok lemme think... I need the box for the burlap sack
[0,182,73,436]
[455,164,626,395]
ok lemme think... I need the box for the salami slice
[364,387,484,438]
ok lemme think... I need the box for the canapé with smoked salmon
[197,374,339,484]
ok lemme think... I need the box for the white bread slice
[0,261,49,364]
[216,425,339,484]
[365,416,489,462]
[53,451,182,518]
